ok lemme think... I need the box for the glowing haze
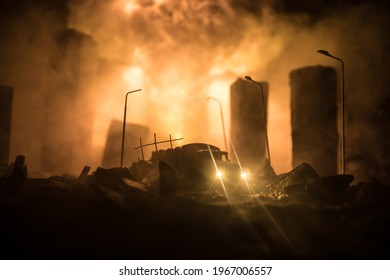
[67,0,286,172]
[64,0,387,174]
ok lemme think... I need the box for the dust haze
[1,0,389,182]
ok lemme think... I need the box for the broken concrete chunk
[264,162,319,197]
[78,166,91,180]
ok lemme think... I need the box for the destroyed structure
[230,78,269,172]
[1,0,390,260]
[290,66,338,176]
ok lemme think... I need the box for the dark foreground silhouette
[1,164,390,260]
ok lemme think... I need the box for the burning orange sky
[66,0,355,173]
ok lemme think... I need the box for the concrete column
[0,85,13,164]
[230,78,268,172]
[290,65,338,176]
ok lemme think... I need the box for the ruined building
[290,66,338,176]
[230,78,269,173]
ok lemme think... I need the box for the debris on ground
[1,159,390,259]
[263,163,319,199]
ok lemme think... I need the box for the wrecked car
[150,143,251,195]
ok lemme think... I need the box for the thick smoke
[67,0,296,172]
[67,0,390,177]
[0,2,99,175]
[0,4,68,174]
[2,0,389,181]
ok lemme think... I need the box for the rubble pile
[263,163,320,199]
[258,163,387,207]
[1,157,390,259]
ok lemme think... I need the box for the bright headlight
[240,171,248,179]
[216,170,223,178]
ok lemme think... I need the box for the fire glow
[68,0,291,172]
[66,0,379,174]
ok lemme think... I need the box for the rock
[78,166,90,180]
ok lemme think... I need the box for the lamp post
[317,49,345,175]
[207,97,228,154]
[120,88,142,167]
[244,76,271,166]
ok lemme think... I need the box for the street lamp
[317,49,345,175]
[120,88,142,167]
[207,97,228,154]
[244,76,271,166]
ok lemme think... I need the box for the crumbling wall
[290,65,338,176]
[0,85,13,164]
[230,78,268,172]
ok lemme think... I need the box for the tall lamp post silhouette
[244,76,271,166]
[207,97,228,153]
[317,49,345,175]
[120,88,142,167]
